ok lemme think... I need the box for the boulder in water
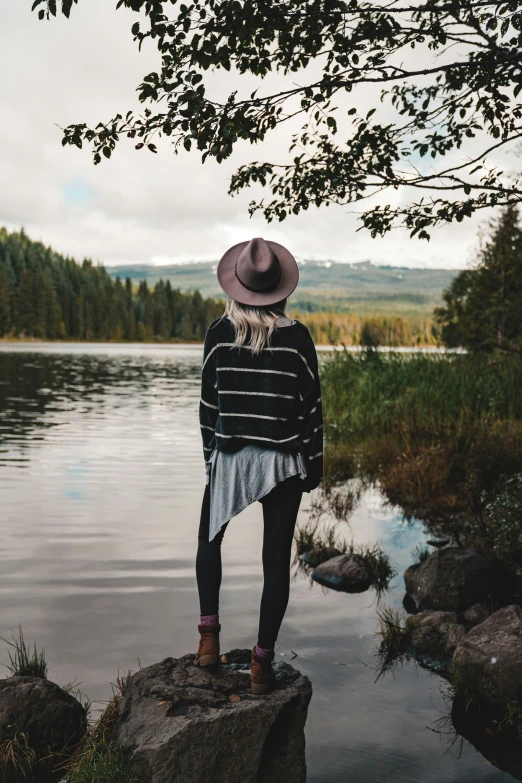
[311,553,372,592]
[453,605,522,707]
[113,650,312,783]
[404,548,513,611]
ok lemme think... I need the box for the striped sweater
[199,315,323,492]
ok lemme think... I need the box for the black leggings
[196,474,303,649]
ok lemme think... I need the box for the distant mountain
[106,260,459,316]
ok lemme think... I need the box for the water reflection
[0,343,516,782]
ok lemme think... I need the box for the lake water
[0,342,516,783]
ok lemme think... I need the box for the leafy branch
[32,0,522,237]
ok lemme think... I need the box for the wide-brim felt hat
[216,237,299,306]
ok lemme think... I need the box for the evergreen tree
[0,226,223,341]
[17,268,35,336]
[436,207,522,353]
[0,260,12,336]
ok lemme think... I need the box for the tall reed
[321,351,522,446]
[320,350,522,551]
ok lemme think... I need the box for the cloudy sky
[0,2,514,269]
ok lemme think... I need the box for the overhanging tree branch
[32,0,522,238]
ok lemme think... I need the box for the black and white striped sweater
[199,315,323,492]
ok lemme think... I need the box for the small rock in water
[311,553,372,593]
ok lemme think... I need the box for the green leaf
[62,0,75,18]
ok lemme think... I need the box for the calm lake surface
[0,342,515,783]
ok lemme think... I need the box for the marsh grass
[66,743,138,783]
[322,351,522,443]
[374,606,410,677]
[1,625,47,678]
[361,543,398,592]
[321,350,522,556]
[0,733,38,781]
[62,672,139,783]
[376,606,407,653]
[411,544,432,564]
[62,679,92,722]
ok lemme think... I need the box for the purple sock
[255,643,273,658]
[200,614,219,626]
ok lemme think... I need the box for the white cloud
[0,1,510,269]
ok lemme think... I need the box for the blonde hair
[225,297,288,354]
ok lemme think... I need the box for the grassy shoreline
[320,349,522,561]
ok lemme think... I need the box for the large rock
[460,603,490,627]
[406,610,458,629]
[113,650,312,783]
[0,676,87,754]
[311,553,372,592]
[404,548,513,611]
[453,605,522,706]
[409,623,467,661]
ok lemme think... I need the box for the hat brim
[216,240,299,306]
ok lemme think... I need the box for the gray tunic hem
[205,445,307,542]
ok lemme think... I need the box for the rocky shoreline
[0,649,311,783]
[1,545,520,782]
[377,545,522,753]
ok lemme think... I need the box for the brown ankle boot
[195,624,220,667]
[251,646,276,695]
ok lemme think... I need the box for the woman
[195,237,323,695]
